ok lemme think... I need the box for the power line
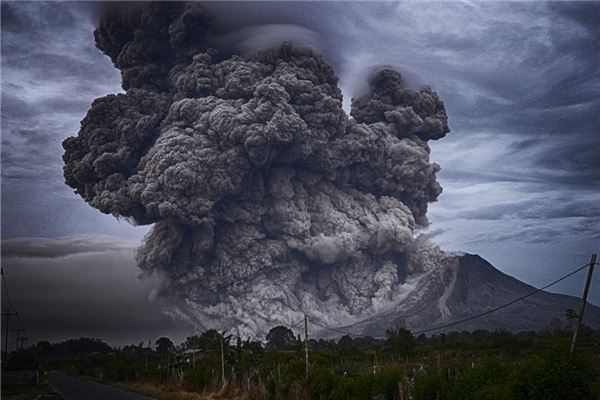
[311,319,386,339]
[310,261,596,338]
[289,318,305,330]
[1,268,15,311]
[1,268,23,343]
[413,260,594,335]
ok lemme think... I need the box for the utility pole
[17,336,27,351]
[145,338,150,371]
[12,329,24,350]
[2,309,18,359]
[220,334,226,388]
[304,314,309,380]
[570,253,596,354]
[166,351,171,380]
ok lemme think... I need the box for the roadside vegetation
[3,324,600,400]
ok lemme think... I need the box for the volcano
[319,254,600,337]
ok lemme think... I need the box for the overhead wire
[413,260,594,335]
[1,268,15,311]
[310,261,596,338]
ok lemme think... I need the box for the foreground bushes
[13,329,600,400]
[175,350,599,400]
[413,351,600,400]
[512,351,599,400]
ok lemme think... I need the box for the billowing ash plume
[63,2,454,337]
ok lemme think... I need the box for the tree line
[4,322,600,400]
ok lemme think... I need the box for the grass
[1,381,62,400]
[115,381,253,400]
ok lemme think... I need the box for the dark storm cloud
[61,2,457,337]
[4,1,598,245]
[426,0,600,243]
[455,2,600,189]
[455,198,600,221]
[465,217,600,245]
[4,52,114,82]
[373,1,600,206]
[0,1,116,185]
[438,135,600,189]
[1,93,37,121]
[0,1,146,240]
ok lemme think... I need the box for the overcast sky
[1,1,599,347]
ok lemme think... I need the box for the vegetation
[3,324,600,400]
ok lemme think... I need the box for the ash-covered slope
[324,254,600,337]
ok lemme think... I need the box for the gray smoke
[63,2,454,337]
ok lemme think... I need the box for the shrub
[448,359,510,400]
[512,351,598,400]
[413,369,446,400]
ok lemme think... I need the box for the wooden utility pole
[304,314,309,380]
[166,351,171,380]
[12,329,24,350]
[220,334,226,388]
[2,309,18,358]
[17,336,27,351]
[145,338,150,371]
[570,253,596,354]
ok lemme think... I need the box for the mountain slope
[319,253,600,337]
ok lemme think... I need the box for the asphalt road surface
[48,371,156,400]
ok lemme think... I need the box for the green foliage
[448,359,510,400]
[184,329,228,352]
[266,326,298,350]
[284,358,306,385]
[309,366,336,399]
[413,369,446,400]
[184,360,218,391]
[103,358,136,382]
[512,350,598,400]
[155,337,175,354]
[386,325,415,358]
[47,337,112,356]
[5,352,38,370]
[10,328,600,400]
[374,368,405,400]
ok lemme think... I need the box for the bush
[184,359,218,391]
[512,351,598,400]
[413,369,446,400]
[310,366,336,399]
[448,359,510,400]
[103,359,136,382]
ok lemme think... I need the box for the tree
[548,317,563,335]
[266,326,297,350]
[155,337,175,354]
[386,325,415,357]
[36,341,52,357]
[565,309,578,330]
[338,335,355,353]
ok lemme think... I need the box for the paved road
[48,371,156,400]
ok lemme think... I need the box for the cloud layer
[1,235,190,348]
[1,235,137,259]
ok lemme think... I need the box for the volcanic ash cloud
[63,2,454,337]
